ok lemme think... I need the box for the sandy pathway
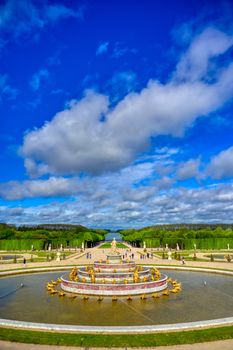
[1,339,233,350]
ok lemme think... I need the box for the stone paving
[1,245,233,273]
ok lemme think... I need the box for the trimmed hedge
[0,239,45,250]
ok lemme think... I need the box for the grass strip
[99,243,128,249]
[0,326,233,347]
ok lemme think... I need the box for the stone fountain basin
[77,266,151,280]
[61,273,168,295]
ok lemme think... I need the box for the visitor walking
[23,258,26,267]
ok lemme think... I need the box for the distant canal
[105,231,122,241]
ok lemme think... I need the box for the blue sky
[0,0,233,228]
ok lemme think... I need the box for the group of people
[86,252,92,259]
[122,253,134,259]
[140,252,153,259]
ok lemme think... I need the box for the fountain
[48,239,179,298]
[1,254,233,329]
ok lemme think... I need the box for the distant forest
[120,223,233,249]
[0,223,107,250]
[1,222,233,251]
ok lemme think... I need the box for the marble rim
[0,266,233,333]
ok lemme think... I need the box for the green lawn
[0,250,74,264]
[0,326,233,347]
[99,242,128,249]
[154,251,209,262]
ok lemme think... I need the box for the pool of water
[205,254,233,260]
[0,269,233,326]
[0,255,22,261]
[105,231,122,241]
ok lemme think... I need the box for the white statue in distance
[111,238,117,253]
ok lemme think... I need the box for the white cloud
[19,27,233,178]
[177,158,201,180]
[0,177,79,200]
[1,145,233,226]
[0,160,155,202]
[207,146,233,179]
[1,182,233,227]
[30,69,49,91]
[96,41,109,56]
[154,176,175,190]
[175,27,233,81]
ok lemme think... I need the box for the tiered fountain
[53,239,181,298]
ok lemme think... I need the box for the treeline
[120,225,233,250]
[0,223,107,250]
[17,224,90,231]
[139,223,233,231]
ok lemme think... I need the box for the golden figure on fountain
[90,269,96,283]
[133,269,139,283]
[69,267,77,281]
[111,238,117,253]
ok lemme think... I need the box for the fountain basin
[0,267,233,330]
[61,273,167,295]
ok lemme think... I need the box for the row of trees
[0,223,107,250]
[120,225,233,250]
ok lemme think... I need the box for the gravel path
[1,339,233,350]
[1,245,233,272]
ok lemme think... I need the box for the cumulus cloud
[0,177,79,200]
[0,160,156,202]
[1,144,233,226]
[207,146,233,179]
[1,183,232,227]
[154,176,175,190]
[175,27,233,81]
[176,158,201,180]
[21,92,118,176]
[20,27,233,178]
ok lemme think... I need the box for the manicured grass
[0,326,233,347]
[0,251,74,264]
[35,251,73,257]
[99,242,128,249]
[154,251,209,262]
[0,251,73,257]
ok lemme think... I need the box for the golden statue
[90,269,95,283]
[69,267,77,281]
[133,269,139,283]
[111,238,117,252]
